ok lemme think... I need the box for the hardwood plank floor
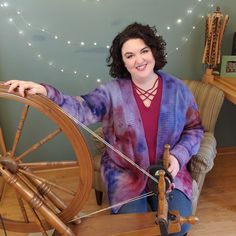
[189,152,236,236]
[1,152,236,235]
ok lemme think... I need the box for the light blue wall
[0,0,211,88]
[0,0,235,160]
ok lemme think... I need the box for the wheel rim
[0,84,93,233]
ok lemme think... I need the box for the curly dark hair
[106,22,167,79]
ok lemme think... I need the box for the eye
[141,49,149,54]
[126,54,133,59]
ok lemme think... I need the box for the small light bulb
[192,26,196,29]
[18,30,24,35]
[86,74,89,78]
[97,78,101,83]
[176,47,179,50]
[27,23,31,27]
[211,4,214,7]
[201,15,204,18]
[41,28,45,32]
[54,35,58,39]
[187,9,192,14]
[81,42,85,46]
[93,42,97,46]
[177,19,182,24]
[17,11,21,15]
[60,68,64,72]
[166,26,171,30]
[73,71,78,74]
[8,18,13,22]
[67,40,71,45]
[3,2,9,7]
[28,42,32,46]
[49,61,53,66]
[106,45,110,49]
[37,54,41,58]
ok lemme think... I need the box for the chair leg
[95,189,103,205]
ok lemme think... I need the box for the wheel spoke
[18,161,78,171]
[15,191,30,223]
[15,128,62,162]
[18,169,76,196]
[0,127,7,156]
[10,105,29,158]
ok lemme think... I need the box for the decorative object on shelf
[220,55,236,77]
[202,6,229,83]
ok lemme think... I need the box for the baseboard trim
[217,146,236,155]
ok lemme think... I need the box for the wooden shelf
[209,76,236,104]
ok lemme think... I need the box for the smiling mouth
[136,64,147,71]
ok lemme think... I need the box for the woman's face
[121,38,156,81]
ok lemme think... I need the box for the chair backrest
[183,80,224,133]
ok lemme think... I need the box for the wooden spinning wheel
[0,83,93,235]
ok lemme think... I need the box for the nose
[135,54,144,64]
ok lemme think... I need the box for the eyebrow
[123,46,149,56]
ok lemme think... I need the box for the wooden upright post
[202,68,215,83]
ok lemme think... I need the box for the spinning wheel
[0,83,198,236]
[0,83,93,235]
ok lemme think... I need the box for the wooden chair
[92,80,225,214]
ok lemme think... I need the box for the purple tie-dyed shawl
[44,71,204,213]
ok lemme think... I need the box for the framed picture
[220,55,236,77]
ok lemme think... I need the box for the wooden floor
[189,151,236,236]
[1,151,236,236]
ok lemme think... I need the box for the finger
[18,85,26,97]
[167,165,173,173]
[8,82,20,93]
[28,88,38,95]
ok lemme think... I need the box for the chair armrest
[190,132,217,183]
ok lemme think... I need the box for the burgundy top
[133,77,163,165]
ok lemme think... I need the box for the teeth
[136,64,146,70]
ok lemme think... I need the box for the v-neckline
[133,78,159,108]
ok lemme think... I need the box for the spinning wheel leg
[0,164,75,236]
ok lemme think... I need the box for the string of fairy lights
[0,0,222,82]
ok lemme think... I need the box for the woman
[4,22,203,236]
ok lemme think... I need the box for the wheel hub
[0,154,18,174]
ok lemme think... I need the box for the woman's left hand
[167,155,180,178]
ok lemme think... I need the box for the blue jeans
[116,189,192,236]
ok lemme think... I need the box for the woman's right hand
[3,80,47,97]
